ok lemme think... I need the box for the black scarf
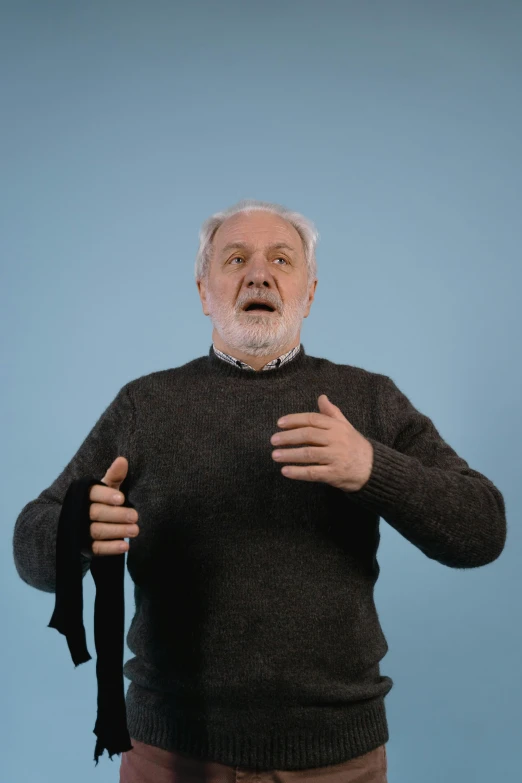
[48,476,134,765]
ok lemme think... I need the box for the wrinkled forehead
[212,212,304,256]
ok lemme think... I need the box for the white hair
[194,199,319,283]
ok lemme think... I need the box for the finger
[91,539,131,557]
[90,522,139,541]
[272,445,330,464]
[271,426,329,447]
[89,501,138,524]
[89,484,126,505]
[278,412,331,430]
[279,464,330,481]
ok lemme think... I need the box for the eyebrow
[220,241,296,256]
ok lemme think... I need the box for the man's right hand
[83,456,139,557]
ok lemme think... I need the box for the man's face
[197,211,317,358]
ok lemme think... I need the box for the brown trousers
[119,738,388,783]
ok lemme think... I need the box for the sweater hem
[124,682,390,771]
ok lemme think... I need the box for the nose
[244,253,276,287]
[247,265,270,284]
[239,253,281,310]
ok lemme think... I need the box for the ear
[196,278,210,316]
[303,278,318,319]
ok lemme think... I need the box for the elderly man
[13,200,506,783]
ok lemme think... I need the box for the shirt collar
[212,343,301,372]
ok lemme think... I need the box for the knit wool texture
[13,344,507,770]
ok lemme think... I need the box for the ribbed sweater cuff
[348,437,428,515]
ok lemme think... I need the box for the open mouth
[243,303,276,313]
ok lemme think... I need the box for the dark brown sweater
[13,344,507,769]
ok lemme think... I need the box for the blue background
[2,1,521,781]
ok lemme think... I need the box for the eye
[228,256,288,265]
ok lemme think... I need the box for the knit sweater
[13,343,507,770]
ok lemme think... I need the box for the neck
[212,330,301,371]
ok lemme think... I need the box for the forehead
[212,211,304,253]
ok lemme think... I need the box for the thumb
[317,394,347,421]
[101,455,129,490]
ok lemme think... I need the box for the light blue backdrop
[2,2,521,781]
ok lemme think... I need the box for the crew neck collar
[207,343,308,381]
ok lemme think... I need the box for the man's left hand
[271,394,374,493]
